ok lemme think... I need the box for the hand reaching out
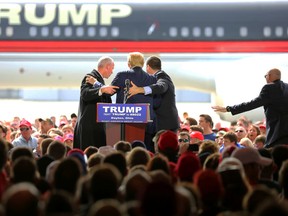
[101,86,119,95]
[128,81,144,98]
[211,106,228,112]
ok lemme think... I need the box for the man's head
[178,132,190,145]
[0,124,7,139]
[39,118,54,134]
[234,126,247,142]
[127,52,144,68]
[97,56,115,79]
[146,56,161,74]
[19,120,33,139]
[190,131,204,144]
[223,131,238,148]
[265,68,281,83]
[199,114,214,130]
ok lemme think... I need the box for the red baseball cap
[190,131,204,141]
[19,119,32,128]
[158,130,179,151]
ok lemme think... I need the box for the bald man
[212,68,288,148]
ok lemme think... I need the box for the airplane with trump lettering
[1,0,288,122]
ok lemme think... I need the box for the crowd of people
[0,109,288,215]
[0,54,288,215]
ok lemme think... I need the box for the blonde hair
[128,52,144,68]
[239,137,254,148]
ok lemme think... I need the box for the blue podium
[97,103,151,146]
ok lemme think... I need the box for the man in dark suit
[212,68,288,148]
[128,56,180,132]
[111,52,157,151]
[73,56,118,150]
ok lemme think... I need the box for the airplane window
[99,27,108,37]
[192,27,201,37]
[216,27,224,37]
[6,27,13,37]
[169,27,177,37]
[111,27,119,37]
[87,27,96,37]
[181,27,189,37]
[41,27,49,37]
[53,27,61,37]
[76,27,84,37]
[275,26,283,37]
[204,27,213,37]
[239,27,248,37]
[64,27,72,37]
[29,27,37,37]
[263,27,271,37]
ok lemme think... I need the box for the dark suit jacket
[73,69,112,150]
[111,66,157,134]
[149,70,180,131]
[229,79,288,147]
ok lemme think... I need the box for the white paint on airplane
[1,52,288,122]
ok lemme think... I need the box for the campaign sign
[97,103,150,123]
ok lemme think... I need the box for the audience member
[254,135,266,149]
[231,147,273,187]
[247,124,261,143]
[89,164,122,202]
[141,181,177,216]
[217,157,250,213]
[220,131,244,153]
[194,169,224,216]
[215,130,225,146]
[239,137,254,148]
[271,145,288,181]
[114,141,131,154]
[126,147,150,170]
[84,146,99,159]
[45,190,76,216]
[157,130,179,163]
[2,182,40,216]
[198,114,216,141]
[234,126,247,142]
[178,131,191,155]
[176,151,201,183]
[47,140,67,160]
[0,124,7,140]
[0,138,8,199]
[12,119,37,150]
[40,137,54,156]
[53,157,82,195]
[103,151,128,180]
[87,153,104,170]
[38,118,54,134]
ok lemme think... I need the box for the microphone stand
[121,80,130,140]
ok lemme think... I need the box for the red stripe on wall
[0,41,288,53]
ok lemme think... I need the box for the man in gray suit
[129,56,180,133]
[212,68,288,148]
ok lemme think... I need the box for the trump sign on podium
[97,103,151,123]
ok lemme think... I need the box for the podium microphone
[124,79,130,104]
